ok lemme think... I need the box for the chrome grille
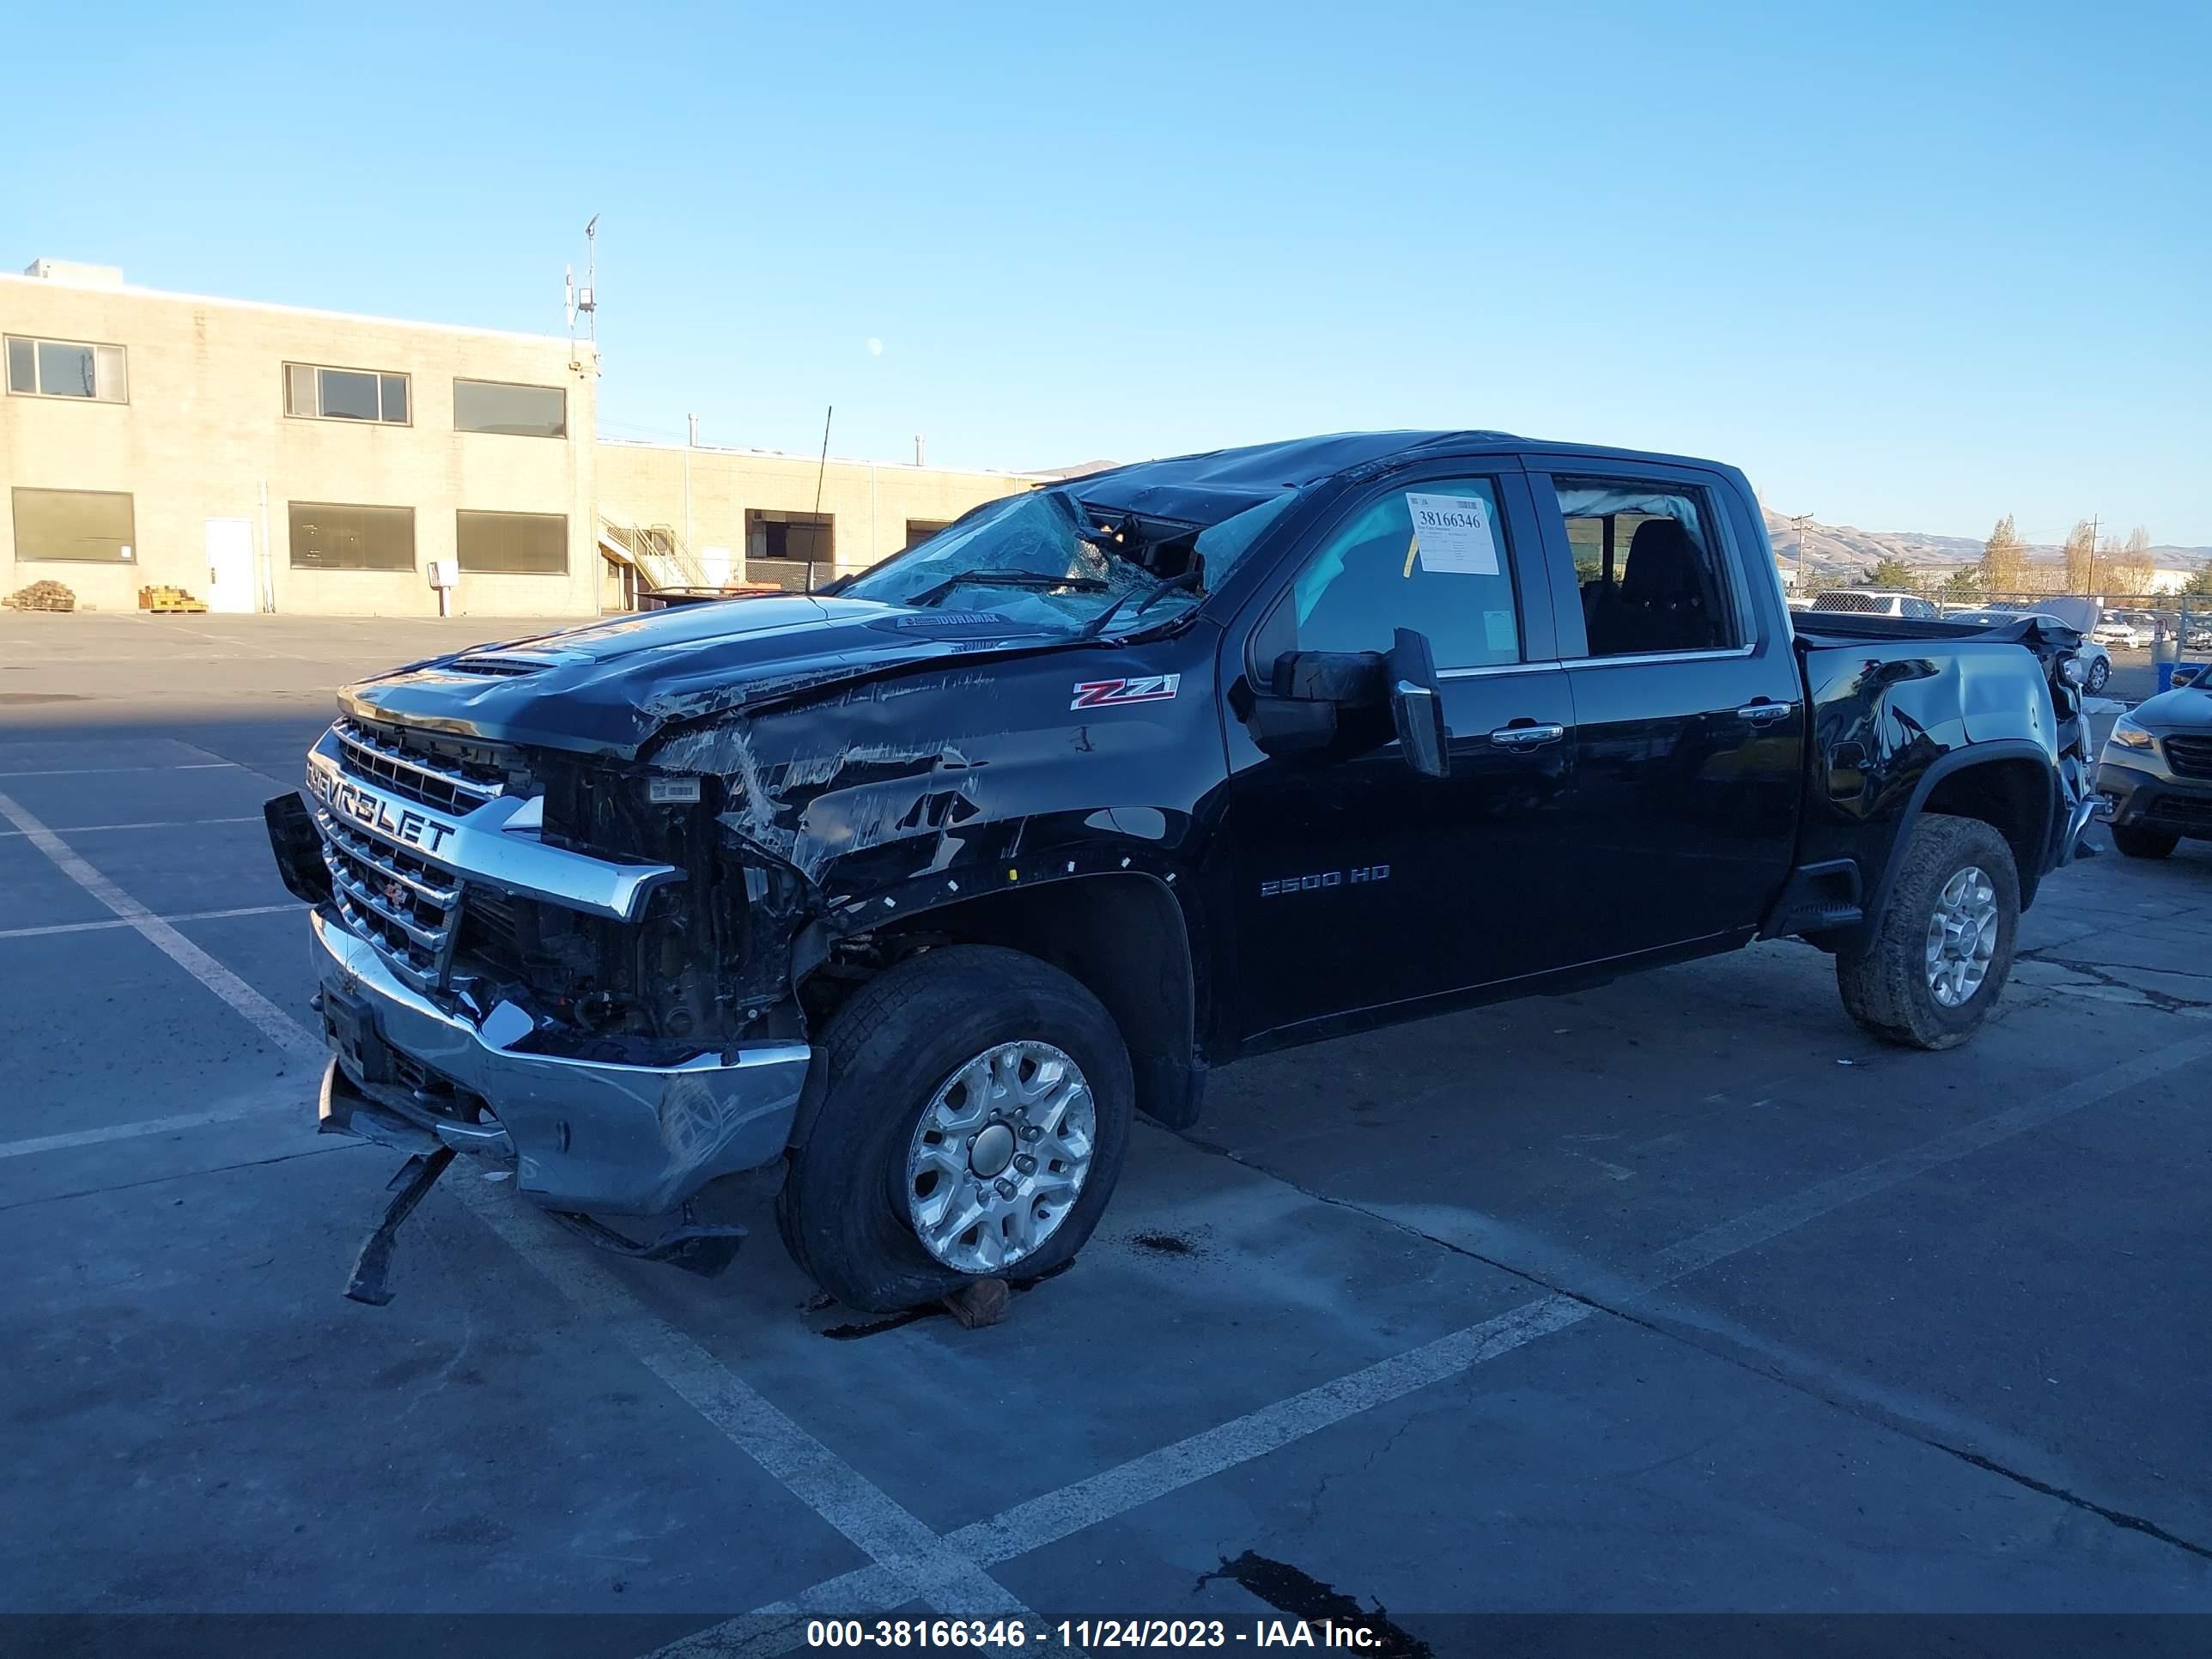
[2166,734,2212,781]
[315,806,461,988]
[332,718,506,815]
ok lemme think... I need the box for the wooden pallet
[137,585,209,614]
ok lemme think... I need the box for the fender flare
[1856,738,2057,946]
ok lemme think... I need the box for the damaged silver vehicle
[265,432,2097,1310]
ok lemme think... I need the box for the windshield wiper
[907,568,1109,608]
[1079,569,1202,639]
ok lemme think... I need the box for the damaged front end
[271,715,819,1302]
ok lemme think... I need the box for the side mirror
[1243,649,1380,757]
[1270,650,1384,705]
[1386,628,1449,779]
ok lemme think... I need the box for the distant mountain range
[1762,510,2212,580]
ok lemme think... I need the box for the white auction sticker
[1405,492,1500,576]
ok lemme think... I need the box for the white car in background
[1809,589,1942,620]
[2093,618,2148,649]
[1949,608,2113,695]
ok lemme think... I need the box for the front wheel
[2085,656,2111,695]
[2112,823,2178,860]
[777,945,1134,1312]
[1837,813,2021,1050]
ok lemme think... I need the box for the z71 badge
[1071,674,1180,711]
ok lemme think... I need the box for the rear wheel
[777,945,1133,1312]
[2112,823,2178,860]
[1838,813,2020,1051]
[2084,656,2110,694]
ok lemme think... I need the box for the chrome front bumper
[311,909,813,1215]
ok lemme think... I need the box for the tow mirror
[1385,628,1449,779]
[1245,648,1379,756]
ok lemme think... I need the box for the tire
[2085,657,2110,695]
[776,945,1134,1312]
[2112,823,2178,860]
[1837,813,2020,1051]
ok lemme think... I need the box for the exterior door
[1220,465,1583,1043]
[204,518,256,613]
[1528,463,1805,956]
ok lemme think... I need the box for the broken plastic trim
[343,1147,457,1306]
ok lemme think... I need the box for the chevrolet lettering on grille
[309,768,459,855]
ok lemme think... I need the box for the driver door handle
[1489,722,1565,748]
[1737,701,1796,725]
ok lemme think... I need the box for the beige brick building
[0,260,1031,618]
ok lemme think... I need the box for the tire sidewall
[787,950,1133,1311]
[1892,823,2021,1045]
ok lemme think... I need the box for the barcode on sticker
[648,776,702,804]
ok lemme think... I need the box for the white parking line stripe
[0,902,301,941]
[680,1027,2212,1640]
[0,814,263,840]
[0,1095,300,1160]
[0,792,321,1060]
[458,1182,1028,1617]
[1645,1033,2212,1285]
[0,762,239,777]
[0,796,1029,1624]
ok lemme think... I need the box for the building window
[457,510,568,574]
[288,501,416,571]
[904,519,953,550]
[453,379,566,438]
[746,509,835,592]
[11,488,136,562]
[285,362,409,424]
[5,336,128,402]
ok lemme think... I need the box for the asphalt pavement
[3,613,2209,1650]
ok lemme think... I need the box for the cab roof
[1070,430,1735,523]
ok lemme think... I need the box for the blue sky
[7,1,2207,544]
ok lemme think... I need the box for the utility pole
[1790,514,1814,595]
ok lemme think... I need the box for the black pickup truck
[267,431,2098,1310]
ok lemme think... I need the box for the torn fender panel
[653,651,1230,898]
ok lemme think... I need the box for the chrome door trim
[1436,659,1566,682]
[1556,643,1759,671]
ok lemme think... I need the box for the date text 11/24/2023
[805,1617,1390,1647]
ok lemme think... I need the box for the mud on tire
[1837,812,2021,1052]
[776,945,1134,1313]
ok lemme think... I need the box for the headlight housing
[2104,716,2157,755]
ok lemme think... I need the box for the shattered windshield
[841,485,1303,636]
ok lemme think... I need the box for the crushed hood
[339,594,1061,757]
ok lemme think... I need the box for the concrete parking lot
[3,614,2209,1648]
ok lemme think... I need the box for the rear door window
[1553,478,1741,656]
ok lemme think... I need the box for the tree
[2062,520,2100,592]
[1939,568,1984,601]
[1864,555,1917,590]
[1978,514,2025,592]
[2108,526,2156,598]
[2183,564,2212,599]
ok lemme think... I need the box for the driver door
[1218,464,1583,1045]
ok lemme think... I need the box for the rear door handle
[1737,702,1796,725]
[1489,722,1565,748]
